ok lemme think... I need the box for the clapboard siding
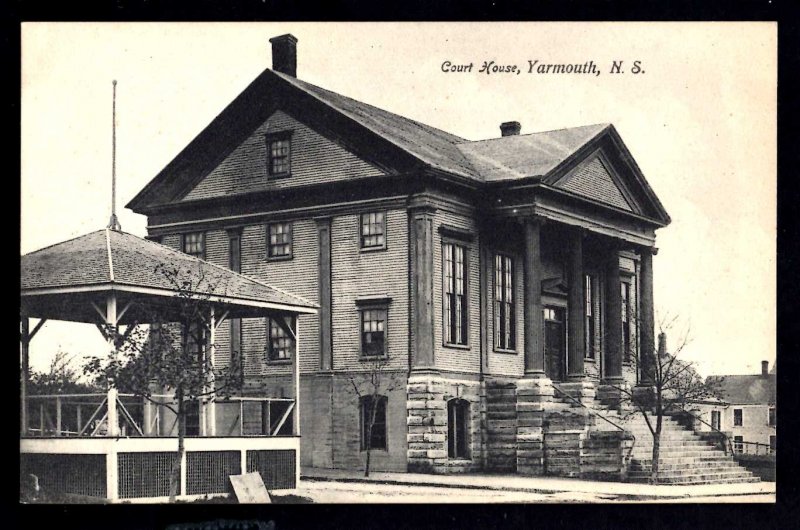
[558,156,632,212]
[237,219,320,377]
[184,110,386,201]
[433,209,481,374]
[330,209,409,372]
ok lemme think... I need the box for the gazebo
[20,228,317,502]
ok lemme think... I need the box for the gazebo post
[106,293,120,437]
[292,320,300,487]
[20,315,29,435]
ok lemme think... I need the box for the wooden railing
[23,393,295,438]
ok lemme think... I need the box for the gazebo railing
[23,394,295,438]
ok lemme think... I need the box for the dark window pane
[360,396,387,450]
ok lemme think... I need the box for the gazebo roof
[21,228,317,324]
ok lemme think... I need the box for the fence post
[106,445,119,502]
[56,397,62,436]
[180,449,187,498]
[241,449,247,477]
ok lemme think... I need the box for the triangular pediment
[181,110,387,202]
[553,150,638,213]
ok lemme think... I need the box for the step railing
[551,384,636,460]
[666,409,735,455]
[734,440,774,456]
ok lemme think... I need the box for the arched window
[447,398,470,459]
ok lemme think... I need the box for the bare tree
[598,314,724,484]
[84,263,242,502]
[345,356,403,477]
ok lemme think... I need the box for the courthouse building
[127,35,672,474]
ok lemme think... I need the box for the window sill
[443,342,470,351]
[493,348,518,355]
[267,172,292,180]
[359,355,389,362]
[265,254,293,262]
[360,245,388,253]
[584,357,597,363]
[448,457,472,462]
[359,448,389,453]
[266,359,293,366]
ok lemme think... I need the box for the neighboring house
[697,360,776,454]
[127,34,672,474]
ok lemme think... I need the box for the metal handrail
[551,384,636,460]
[668,408,735,455]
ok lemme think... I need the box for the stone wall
[406,373,483,474]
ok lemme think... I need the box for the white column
[106,294,120,437]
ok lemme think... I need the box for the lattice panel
[186,451,241,495]
[246,450,296,489]
[118,452,176,499]
[21,453,106,498]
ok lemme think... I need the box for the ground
[294,479,775,504]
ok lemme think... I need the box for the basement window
[360,395,387,451]
[448,398,470,459]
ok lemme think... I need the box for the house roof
[21,229,317,323]
[127,68,670,225]
[708,374,776,406]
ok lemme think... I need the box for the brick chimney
[500,121,521,137]
[270,34,298,77]
[762,360,769,376]
[657,332,667,356]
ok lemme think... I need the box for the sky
[21,22,776,377]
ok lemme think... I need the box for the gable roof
[708,374,776,406]
[21,229,317,314]
[127,68,669,226]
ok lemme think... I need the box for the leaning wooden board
[229,471,272,503]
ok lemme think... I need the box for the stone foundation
[406,373,482,474]
[515,378,553,475]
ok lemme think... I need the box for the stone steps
[550,393,759,485]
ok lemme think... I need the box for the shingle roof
[276,72,610,184]
[21,229,317,311]
[456,124,610,182]
[708,374,776,405]
[273,72,479,180]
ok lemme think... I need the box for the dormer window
[266,132,292,177]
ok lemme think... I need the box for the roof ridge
[116,231,317,308]
[273,71,467,144]
[21,229,107,256]
[461,123,611,145]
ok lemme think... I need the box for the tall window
[361,308,387,358]
[494,254,515,351]
[769,435,776,454]
[448,399,470,459]
[733,435,743,454]
[360,395,387,450]
[443,242,468,345]
[621,281,631,361]
[267,134,291,177]
[711,410,721,431]
[267,317,295,361]
[360,212,386,250]
[734,409,743,426]
[267,222,292,259]
[584,274,596,359]
[183,232,205,259]
[768,407,776,426]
